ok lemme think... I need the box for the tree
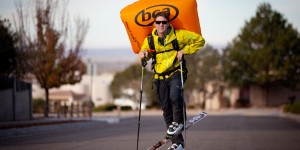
[110,62,156,107]
[14,0,89,117]
[223,3,300,89]
[186,45,222,91]
[0,18,17,77]
[0,17,36,79]
[185,44,222,108]
[110,45,223,108]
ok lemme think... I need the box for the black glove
[141,57,147,67]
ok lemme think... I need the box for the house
[48,90,86,111]
[32,72,115,108]
[189,80,300,110]
[248,85,300,107]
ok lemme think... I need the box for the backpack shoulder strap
[147,33,156,72]
[148,30,179,51]
[172,30,187,73]
[171,30,179,51]
[147,33,155,50]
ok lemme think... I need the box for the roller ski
[147,112,208,150]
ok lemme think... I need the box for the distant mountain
[82,48,139,73]
[83,48,138,63]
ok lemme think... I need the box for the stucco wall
[250,85,300,106]
[250,86,267,107]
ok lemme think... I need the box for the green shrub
[121,106,132,111]
[284,100,300,114]
[93,103,117,112]
[187,105,195,109]
[146,104,161,110]
[283,103,292,112]
[235,98,251,108]
[289,100,300,114]
[146,101,161,110]
[33,98,45,113]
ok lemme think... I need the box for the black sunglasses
[155,21,168,25]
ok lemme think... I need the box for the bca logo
[134,4,179,26]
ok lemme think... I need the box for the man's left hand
[177,50,184,62]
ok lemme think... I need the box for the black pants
[154,72,186,144]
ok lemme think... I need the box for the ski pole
[137,57,147,150]
[180,61,187,148]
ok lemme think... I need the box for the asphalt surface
[0,108,299,150]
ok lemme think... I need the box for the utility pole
[88,59,93,120]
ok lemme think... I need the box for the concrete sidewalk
[0,108,299,140]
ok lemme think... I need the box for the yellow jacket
[141,25,205,79]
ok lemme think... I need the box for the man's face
[155,16,169,35]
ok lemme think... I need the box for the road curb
[279,111,300,123]
[1,108,299,140]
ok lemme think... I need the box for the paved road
[0,110,300,150]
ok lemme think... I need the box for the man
[139,11,205,150]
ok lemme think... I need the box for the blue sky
[1,0,299,52]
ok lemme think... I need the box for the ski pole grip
[141,57,147,67]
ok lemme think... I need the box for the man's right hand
[139,51,148,59]
[141,57,147,67]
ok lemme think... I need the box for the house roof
[49,90,86,101]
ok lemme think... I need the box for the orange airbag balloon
[120,0,202,54]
